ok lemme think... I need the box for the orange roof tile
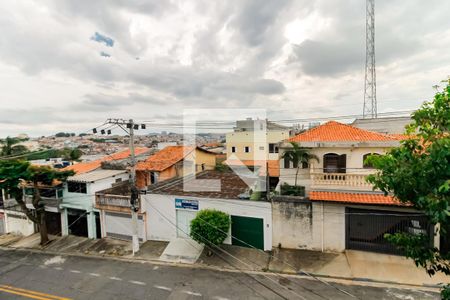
[289,121,398,143]
[136,146,196,172]
[64,147,149,174]
[388,133,412,140]
[223,160,280,177]
[309,191,406,206]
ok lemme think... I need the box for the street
[0,249,439,300]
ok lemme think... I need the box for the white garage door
[105,212,145,241]
[176,210,197,238]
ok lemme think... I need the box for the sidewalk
[1,233,447,288]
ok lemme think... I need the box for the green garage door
[231,215,264,250]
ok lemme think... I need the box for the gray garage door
[346,208,432,254]
[105,212,144,241]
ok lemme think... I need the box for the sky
[0,0,449,137]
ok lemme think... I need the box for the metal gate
[231,215,264,250]
[346,208,432,255]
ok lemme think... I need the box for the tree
[281,142,319,186]
[0,160,74,245]
[190,209,230,247]
[0,136,29,157]
[367,79,450,298]
[69,149,83,161]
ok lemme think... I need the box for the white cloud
[0,0,449,136]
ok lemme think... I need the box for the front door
[176,210,197,238]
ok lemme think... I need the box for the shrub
[280,183,305,196]
[190,209,230,246]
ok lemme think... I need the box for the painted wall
[144,193,273,251]
[278,146,390,191]
[1,210,35,236]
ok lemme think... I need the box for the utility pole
[363,0,377,119]
[103,118,142,255]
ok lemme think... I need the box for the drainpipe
[321,201,324,252]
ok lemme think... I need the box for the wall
[273,200,420,252]
[144,193,273,251]
[2,210,35,236]
[226,130,289,162]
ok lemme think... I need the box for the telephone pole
[104,118,143,255]
[363,0,377,119]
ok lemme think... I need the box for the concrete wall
[272,200,420,252]
[144,194,273,251]
[1,210,35,236]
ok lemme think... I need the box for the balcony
[24,187,63,208]
[95,183,140,213]
[24,195,62,207]
[310,172,375,191]
[96,194,131,208]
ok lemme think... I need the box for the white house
[143,170,273,251]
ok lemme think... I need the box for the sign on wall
[175,198,199,210]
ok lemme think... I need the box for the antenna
[363,0,377,118]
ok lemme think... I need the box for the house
[135,146,217,188]
[274,121,435,254]
[93,145,217,241]
[143,170,272,250]
[60,148,149,239]
[226,118,291,162]
[351,116,412,134]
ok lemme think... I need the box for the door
[231,215,264,250]
[176,210,197,238]
[323,153,346,173]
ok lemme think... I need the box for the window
[302,161,308,169]
[67,181,87,194]
[259,146,264,150]
[201,163,205,171]
[363,153,379,168]
[244,146,250,153]
[269,143,279,153]
[323,153,346,173]
[231,146,236,153]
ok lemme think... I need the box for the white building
[275,121,434,254]
[144,170,272,250]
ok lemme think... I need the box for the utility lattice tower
[363,0,377,118]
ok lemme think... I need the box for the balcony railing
[24,195,62,207]
[96,194,131,208]
[311,172,374,190]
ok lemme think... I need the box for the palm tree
[0,136,28,157]
[282,142,319,186]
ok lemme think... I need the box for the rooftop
[136,146,215,172]
[67,169,128,183]
[148,170,259,200]
[288,121,398,143]
[309,191,406,206]
[64,147,150,174]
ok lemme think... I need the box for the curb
[0,245,441,292]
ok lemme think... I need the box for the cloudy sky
[0,0,449,136]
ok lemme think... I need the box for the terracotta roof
[309,191,406,206]
[64,147,149,174]
[388,133,412,140]
[136,146,206,172]
[288,121,398,143]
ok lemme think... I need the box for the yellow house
[135,146,216,188]
[226,118,291,163]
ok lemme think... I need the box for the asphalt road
[0,249,439,300]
